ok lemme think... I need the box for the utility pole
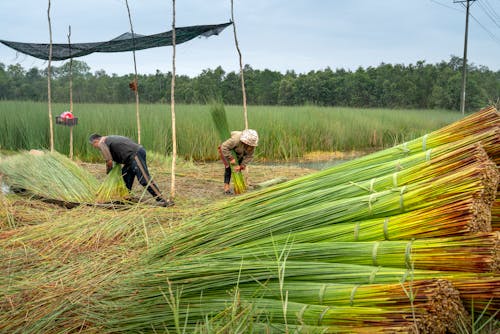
[454,0,475,115]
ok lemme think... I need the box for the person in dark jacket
[89,133,173,207]
[218,129,259,194]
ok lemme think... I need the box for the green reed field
[0,101,463,161]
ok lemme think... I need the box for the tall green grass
[0,101,462,161]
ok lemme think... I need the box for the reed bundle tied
[214,232,499,273]
[238,198,491,248]
[239,279,467,333]
[210,102,246,194]
[150,151,498,259]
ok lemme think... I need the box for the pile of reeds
[210,102,247,194]
[78,106,499,333]
[0,151,129,205]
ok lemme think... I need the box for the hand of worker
[230,158,236,165]
[233,165,242,172]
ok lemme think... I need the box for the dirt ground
[79,159,318,210]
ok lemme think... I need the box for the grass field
[0,101,463,161]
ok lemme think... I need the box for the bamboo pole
[67,25,74,160]
[125,0,141,144]
[170,0,177,199]
[47,0,54,152]
[231,0,248,130]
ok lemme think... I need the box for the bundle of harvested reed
[242,279,466,334]
[98,267,469,333]
[0,151,99,203]
[234,107,499,205]
[216,232,499,273]
[95,165,129,203]
[210,102,246,194]
[151,156,498,259]
[237,198,491,248]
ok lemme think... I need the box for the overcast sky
[0,0,499,77]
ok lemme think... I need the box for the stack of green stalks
[0,151,129,204]
[151,142,498,257]
[79,106,499,333]
[210,102,247,194]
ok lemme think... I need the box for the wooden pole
[170,0,177,199]
[68,25,74,160]
[47,0,54,152]
[231,0,248,129]
[125,0,141,144]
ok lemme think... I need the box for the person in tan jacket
[218,129,259,194]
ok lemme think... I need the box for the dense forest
[0,56,498,111]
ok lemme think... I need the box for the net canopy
[0,22,232,61]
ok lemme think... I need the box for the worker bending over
[89,133,173,207]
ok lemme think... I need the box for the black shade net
[0,22,232,61]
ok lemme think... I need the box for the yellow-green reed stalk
[99,258,480,333]
[95,165,129,203]
[0,151,99,203]
[213,232,499,273]
[226,142,494,225]
[239,198,490,248]
[239,280,465,333]
[150,155,498,259]
[210,102,246,194]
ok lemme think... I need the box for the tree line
[0,56,498,111]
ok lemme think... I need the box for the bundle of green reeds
[237,198,490,247]
[150,150,498,258]
[238,279,467,333]
[95,165,129,203]
[0,151,134,205]
[210,232,499,273]
[0,151,99,203]
[210,102,246,194]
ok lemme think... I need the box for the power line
[480,0,500,21]
[430,0,463,12]
[453,0,476,115]
[477,0,500,29]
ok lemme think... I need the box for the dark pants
[122,148,163,200]
[218,146,243,184]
